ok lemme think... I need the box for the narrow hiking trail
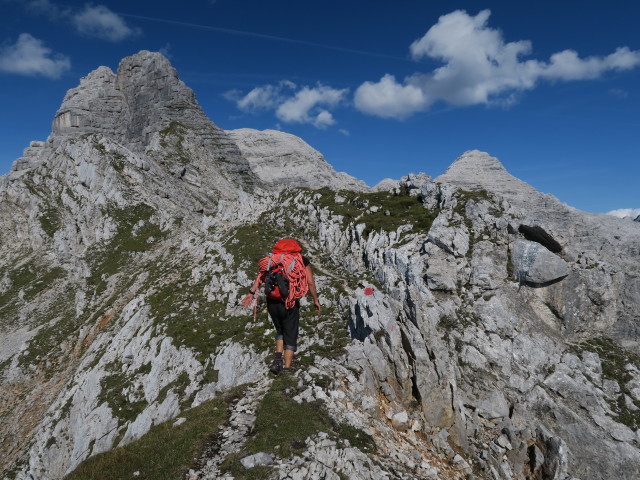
[188,377,272,479]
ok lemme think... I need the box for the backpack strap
[285,256,297,278]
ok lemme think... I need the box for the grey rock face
[226,128,367,191]
[512,239,570,285]
[49,50,254,193]
[437,150,640,344]
[2,53,640,480]
[240,452,274,469]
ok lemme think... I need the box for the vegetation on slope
[63,390,234,480]
[220,375,376,479]
[312,186,439,239]
[575,338,640,430]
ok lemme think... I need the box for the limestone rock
[240,452,274,469]
[2,52,640,480]
[512,239,570,286]
[227,128,367,191]
[371,177,399,192]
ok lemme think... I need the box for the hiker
[241,239,321,374]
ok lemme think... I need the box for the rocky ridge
[1,51,640,480]
[227,128,367,192]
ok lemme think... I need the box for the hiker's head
[272,238,302,254]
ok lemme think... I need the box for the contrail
[120,13,409,62]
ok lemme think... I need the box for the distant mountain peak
[436,150,513,189]
[52,50,208,152]
[435,149,545,207]
[226,128,368,191]
[441,150,508,177]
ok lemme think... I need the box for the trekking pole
[252,290,259,324]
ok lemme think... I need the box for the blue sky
[1,0,639,215]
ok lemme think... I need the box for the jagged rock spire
[51,51,236,159]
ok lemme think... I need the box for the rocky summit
[1,50,640,480]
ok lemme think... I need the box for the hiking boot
[269,358,283,375]
[281,367,293,375]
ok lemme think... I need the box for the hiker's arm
[241,275,262,307]
[305,264,321,314]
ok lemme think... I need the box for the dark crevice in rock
[399,326,422,406]
[521,276,568,289]
[518,225,562,253]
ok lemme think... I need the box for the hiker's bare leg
[284,349,294,368]
[276,339,284,353]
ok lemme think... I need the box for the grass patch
[39,205,61,238]
[147,262,273,363]
[312,187,439,238]
[64,394,228,480]
[159,121,190,164]
[87,203,166,295]
[148,266,273,362]
[221,375,376,478]
[574,337,640,430]
[17,285,80,372]
[222,374,330,473]
[98,362,149,425]
[437,314,457,343]
[0,261,65,312]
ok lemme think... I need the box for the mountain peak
[435,149,542,205]
[437,150,509,186]
[51,50,208,152]
[226,128,368,191]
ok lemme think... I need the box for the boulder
[512,239,569,286]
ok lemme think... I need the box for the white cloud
[232,82,347,129]
[606,208,640,219]
[276,85,346,128]
[20,1,140,42]
[539,47,640,81]
[72,4,140,42]
[237,81,296,112]
[0,33,70,78]
[223,88,243,102]
[356,9,640,118]
[159,43,173,59]
[354,74,430,119]
[339,129,350,136]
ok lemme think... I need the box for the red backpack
[258,239,308,308]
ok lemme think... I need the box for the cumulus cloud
[231,81,347,129]
[606,208,640,219]
[354,74,431,118]
[355,9,640,118]
[72,4,140,41]
[0,33,70,78]
[276,85,346,128]
[236,81,296,112]
[18,1,139,42]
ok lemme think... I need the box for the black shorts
[267,298,300,351]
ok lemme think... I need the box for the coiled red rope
[258,253,308,309]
